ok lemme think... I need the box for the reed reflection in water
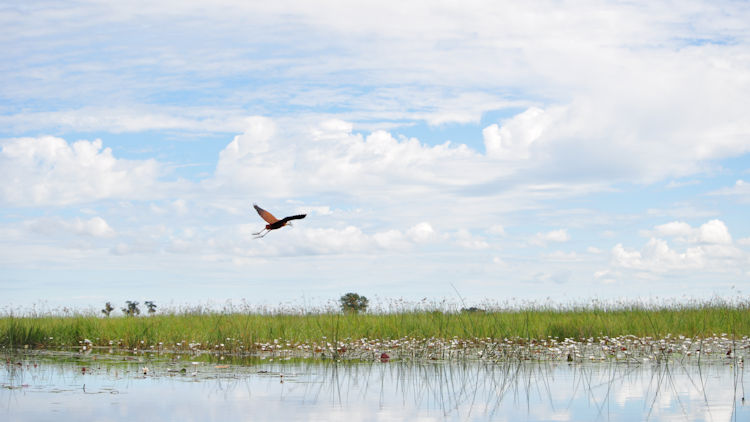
[2,354,747,421]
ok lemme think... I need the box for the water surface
[2,351,747,421]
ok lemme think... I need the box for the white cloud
[612,239,702,272]
[5,2,749,186]
[653,221,693,239]
[26,216,115,238]
[406,222,436,243]
[530,229,570,246]
[295,225,409,255]
[612,233,745,274]
[209,117,494,203]
[372,229,410,250]
[0,124,609,265]
[239,223,440,257]
[305,206,334,216]
[545,229,571,243]
[650,219,732,244]
[0,107,251,134]
[77,216,115,238]
[454,229,490,250]
[172,199,189,216]
[594,269,617,285]
[483,106,551,160]
[665,179,700,189]
[224,116,276,155]
[698,219,732,244]
[250,222,434,255]
[488,225,506,236]
[312,119,354,141]
[710,180,750,203]
[0,136,161,206]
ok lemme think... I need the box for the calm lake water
[2,350,747,421]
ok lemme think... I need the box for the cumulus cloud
[612,238,705,272]
[530,229,570,246]
[483,107,551,160]
[612,219,745,274]
[0,136,161,206]
[407,222,436,243]
[221,116,276,157]
[209,117,493,201]
[698,220,733,244]
[650,219,732,244]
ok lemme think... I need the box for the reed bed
[2,299,749,356]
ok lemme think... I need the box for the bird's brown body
[252,204,306,238]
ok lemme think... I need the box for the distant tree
[101,302,115,317]
[340,292,369,314]
[122,300,140,316]
[460,306,485,314]
[145,301,157,314]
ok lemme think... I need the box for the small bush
[101,302,115,317]
[461,307,485,313]
[122,301,140,316]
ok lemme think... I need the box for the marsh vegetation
[2,297,749,363]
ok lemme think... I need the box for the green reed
[2,300,748,350]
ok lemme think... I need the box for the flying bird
[252,204,306,238]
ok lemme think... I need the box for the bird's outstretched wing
[279,214,307,224]
[253,204,279,224]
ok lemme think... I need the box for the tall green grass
[2,299,749,350]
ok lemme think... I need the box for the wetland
[2,300,749,420]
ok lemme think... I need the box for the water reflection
[2,351,747,421]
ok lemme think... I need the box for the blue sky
[2,0,750,312]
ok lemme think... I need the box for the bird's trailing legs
[252,229,270,239]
